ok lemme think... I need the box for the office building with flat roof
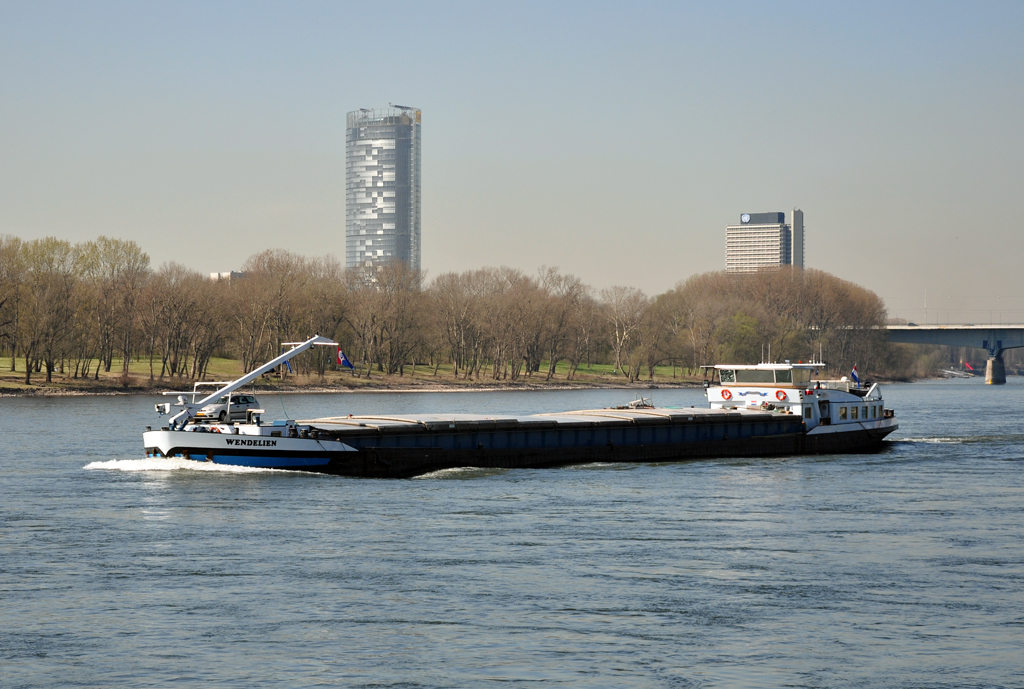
[346,106,421,271]
[725,209,804,273]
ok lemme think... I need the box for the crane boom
[166,335,337,429]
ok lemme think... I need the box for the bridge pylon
[985,354,1006,385]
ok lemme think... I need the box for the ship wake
[84,458,285,474]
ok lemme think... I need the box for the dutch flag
[851,364,860,387]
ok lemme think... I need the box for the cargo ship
[143,336,898,478]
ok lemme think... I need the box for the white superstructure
[705,362,897,440]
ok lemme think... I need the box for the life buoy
[211,426,222,433]
[721,389,732,400]
[776,390,787,401]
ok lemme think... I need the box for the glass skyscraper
[345,107,421,271]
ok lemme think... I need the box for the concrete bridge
[886,325,1024,384]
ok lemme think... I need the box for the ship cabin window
[804,406,812,419]
[851,406,859,420]
[721,368,812,385]
[839,406,848,420]
[863,406,869,419]
[734,369,775,384]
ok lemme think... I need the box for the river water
[1,380,1023,687]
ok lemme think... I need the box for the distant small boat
[939,368,973,379]
[143,341,897,478]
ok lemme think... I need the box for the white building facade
[725,209,804,273]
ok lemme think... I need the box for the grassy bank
[0,357,706,395]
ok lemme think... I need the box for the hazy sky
[3,1,1023,323]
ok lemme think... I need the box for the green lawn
[0,354,705,392]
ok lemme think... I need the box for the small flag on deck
[338,348,355,370]
[850,364,860,387]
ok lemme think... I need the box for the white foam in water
[899,437,965,444]
[413,466,504,479]
[84,458,285,474]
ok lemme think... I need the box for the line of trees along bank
[1,234,904,386]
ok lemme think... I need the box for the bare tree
[564,291,597,380]
[19,238,81,383]
[294,256,347,377]
[538,267,586,380]
[600,285,649,381]
[145,263,211,379]
[430,271,478,378]
[671,268,888,375]
[239,250,308,375]
[79,237,151,376]
[375,262,423,376]
[0,236,25,371]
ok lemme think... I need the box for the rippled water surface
[2,381,1023,687]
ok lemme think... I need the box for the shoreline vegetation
[2,357,993,396]
[0,356,711,396]
[1,235,994,396]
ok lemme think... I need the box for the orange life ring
[211,426,222,433]
[776,390,787,401]
[721,389,732,400]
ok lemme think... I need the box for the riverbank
[0,367,705,397]
[2,362,950,395]
[0,356,953,397]
[0,382,704,397]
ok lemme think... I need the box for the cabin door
[818,401,831,423]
